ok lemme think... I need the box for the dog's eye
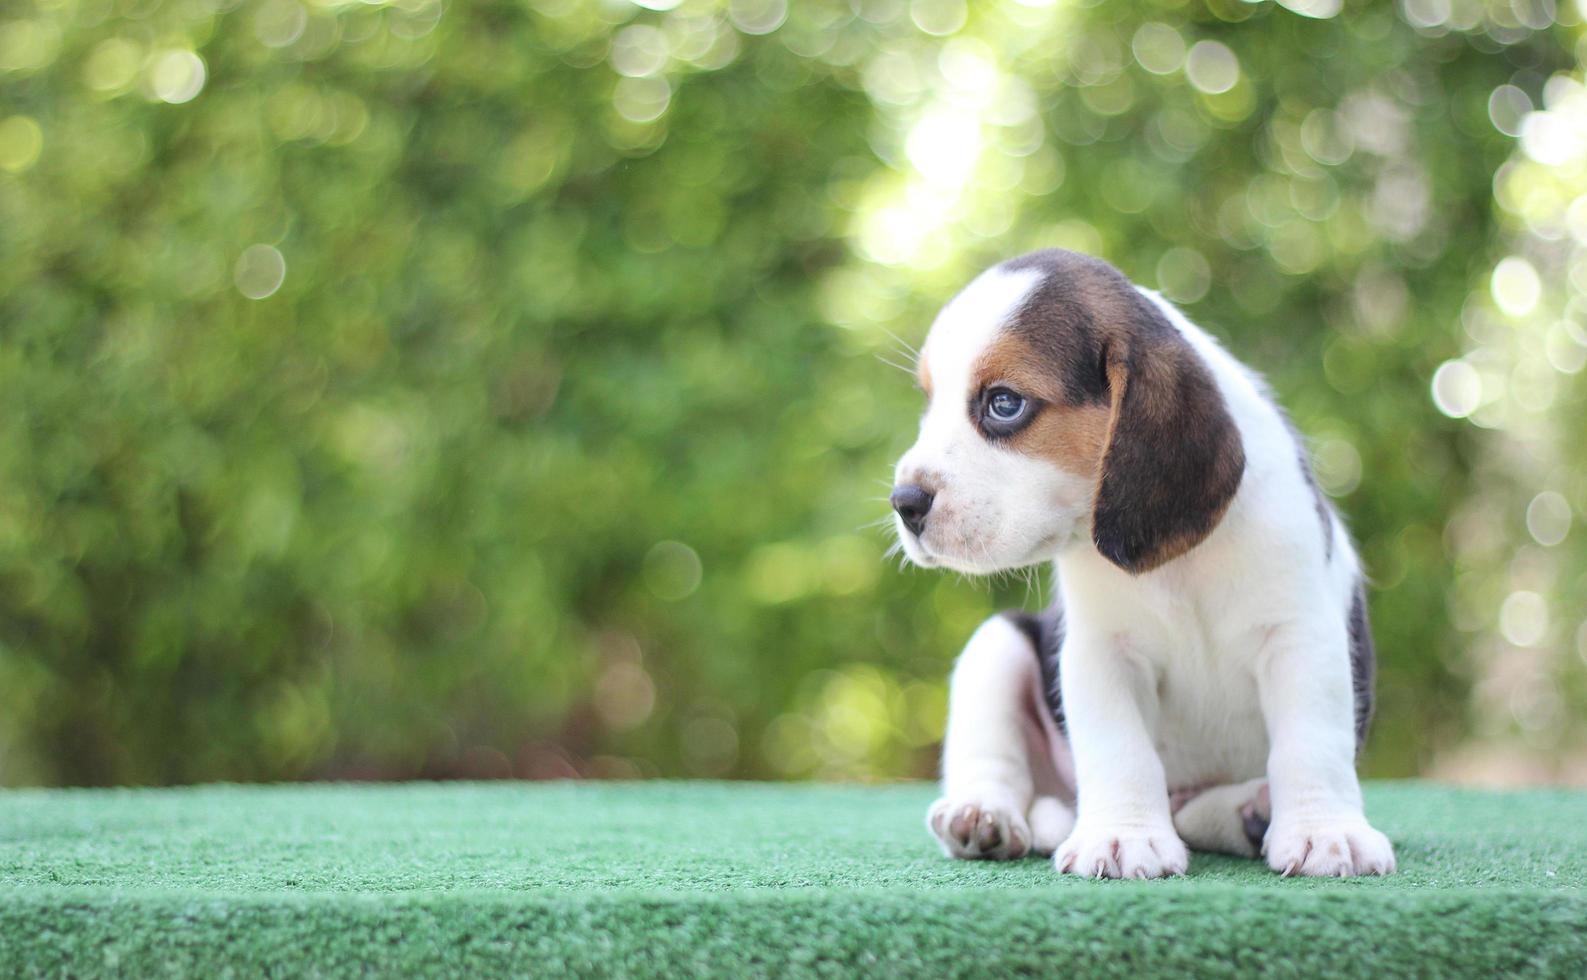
[986,388,1026,422]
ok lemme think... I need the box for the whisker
[873,324,920,359]
[875,354,915,377]
[859,515,898,532]
[976,540,998,592]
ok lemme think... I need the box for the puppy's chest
[1140,640,1269,789]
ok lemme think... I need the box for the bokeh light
[0,115,42,173]
[1432,360,1483,418]
[149,50,206,105]
[0,0,1583,789]
[234,245,287,300]
[1184,41,1239,95]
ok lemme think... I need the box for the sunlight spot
[1526,491,1572,547]
[1185,41,1238,95]
[613,76,671,123]
[234,244,287,300]
[729,0,787,35]
[910,0,968,36]
[906,106,982,186]
[1431,359,1481,418]
[1277,0,1342,18]
[150,50,206,105]
[1491,256,1541,317]
[1131,23,1184,75]
[1499,590,1548,647]
[1488,84,1532,138]
[0,115,42,173]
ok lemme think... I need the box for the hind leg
[1171,778,1270,858]
[928,615,1075,860]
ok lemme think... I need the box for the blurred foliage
[1,0,1584,786]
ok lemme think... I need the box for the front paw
[1054,823,1188,879]
[1264,819,1395,877]
[927,796,1032,860]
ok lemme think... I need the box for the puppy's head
[890,249,1245,576]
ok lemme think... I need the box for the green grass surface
[1,781,1583,977]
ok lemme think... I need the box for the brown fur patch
[1094,327,1245,572]
[991,249,1247,574]
[971,333,1110,476]
[917,355,932,397]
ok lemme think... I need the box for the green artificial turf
[1,781,1583,977]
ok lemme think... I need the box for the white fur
[904,277,1394,878]
[926,616,1073,860]
[894,267,1095,574]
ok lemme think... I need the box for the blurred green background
[2,0,1584,787]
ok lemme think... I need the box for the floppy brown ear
[1091,299,1245,574]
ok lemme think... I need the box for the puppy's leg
[1027,795,1076,855]
[928,615,1073,860]
[1257,622,1395,877]
[1053,631,1187,879]
[1171,778,1269,858]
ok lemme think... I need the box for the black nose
[890,484,934,537]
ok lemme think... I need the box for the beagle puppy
[891,249,1393,878]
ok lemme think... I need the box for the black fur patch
[1091,341,1245,573]
[997,249,1246,574]
[1242,805,1270,852]
[1002,250,1115,408]
[1349,579,1376,753]
[1001,606,1065,734]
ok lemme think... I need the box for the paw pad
[928,797,1031,860]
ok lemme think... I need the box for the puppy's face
[891,265,1108,574]
[891,250,1246,577]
